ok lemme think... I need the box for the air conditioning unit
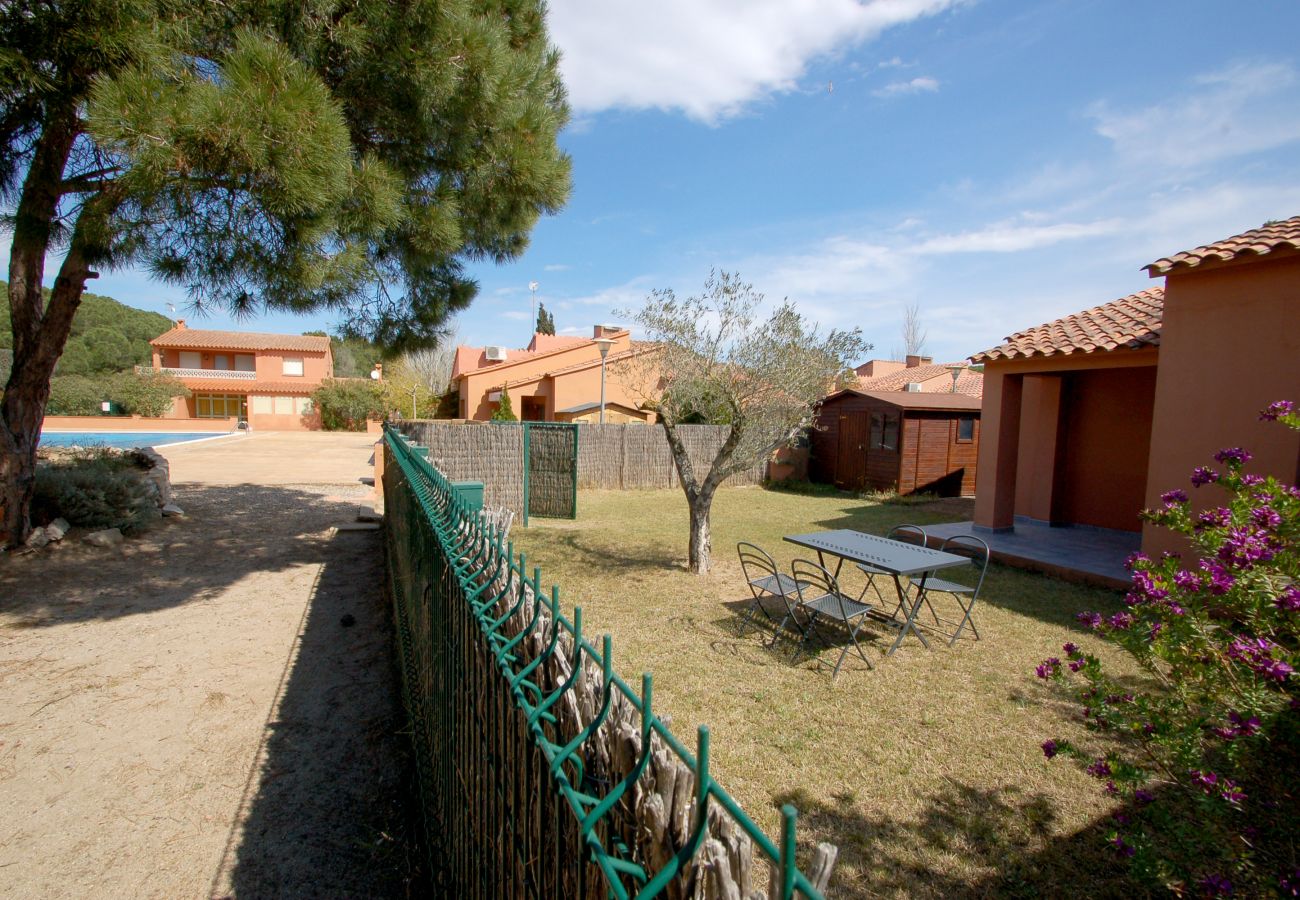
[905,382,922,392]
[484,345,508,361]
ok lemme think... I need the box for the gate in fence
[382,425,835,898]
[523,422,578,524]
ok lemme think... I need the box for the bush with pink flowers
[1037,401,1299,896]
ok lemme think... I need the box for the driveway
[0,431,411,898]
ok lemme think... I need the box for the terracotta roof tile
[827,389,982,412]
[858,363,984,397]
[152,327,330,353]
[970,286,1164,363]
[1145,216,1300,275]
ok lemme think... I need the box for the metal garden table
[783,529,972,656]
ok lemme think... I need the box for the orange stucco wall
[1143,255,1300,555]
[974,348,1159,531]
[152,347,330,383]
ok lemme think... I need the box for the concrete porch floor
[925,518,1139,590]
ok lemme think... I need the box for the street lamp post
[945,364,964,393]
[595,338,614,423]
[529,281,539,330]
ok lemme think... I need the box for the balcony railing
[137,366,257,380]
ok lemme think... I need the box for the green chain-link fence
[382,425,832,898]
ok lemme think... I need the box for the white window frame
[282,357,304,377]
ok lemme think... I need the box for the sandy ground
[0,432,411,898]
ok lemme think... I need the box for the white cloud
[500,310,530,321]
[543,263,572,272]
[548,0,957,122]
[1090,60,1300,168]
[872,75,939,98]
[912,218,1121,254]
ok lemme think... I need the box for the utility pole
[529,281,539,332]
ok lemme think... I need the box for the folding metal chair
[791,559,874,680]
[737,542,803,642]
[915,535,990,645]
[857,524,928,616]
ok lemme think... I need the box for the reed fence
[382,425,835,898]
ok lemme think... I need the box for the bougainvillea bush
[1038,401,1299,896]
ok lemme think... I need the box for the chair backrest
[791,558,856,621]
[887,524,928,547]
[738,541,780,589]
[938,534,991,594]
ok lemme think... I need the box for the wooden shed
[809,390,981,496]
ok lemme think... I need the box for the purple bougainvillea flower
[1104,780,1119,795]
[1077,611,1103,629]
[1214,447,1252,466]
[1134,788,1155,805]
[1068,659,1085,672]
[1217,525,1278,569]
[1196,507,1233,530]
[1241,473,1266,487]
[1124,551,1151,571]
[1200,873,1233,896]
[1062,642,1079,656]
[1087,759,1112,779]
[1041,739,1058,759]
[1174,569,1202,591]
[1191,466,1221,487]
[1276,585,1300,611]
[1035,657,1061,679]
[1259,400,1295,421]
[1107,612,1135,630]
[1199,559,1236,595]
[1160,488,1188,506]
[1252,505,1282,530]
[1110,834,1135,858]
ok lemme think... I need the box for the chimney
[593,323,622,338]
[175,319,187,330]
[904,354,932,368]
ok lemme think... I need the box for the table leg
[885,572,931,656]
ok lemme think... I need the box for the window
[870,410,900,451]
[957,417,975,443]
[296,397,312,415]
[194,393,245,418]
[179,351,201,369]
[252,396,274,415]
[235,354,255,372]
[282,357,304,377]
[213,354,229,370]
[273,396,295,415]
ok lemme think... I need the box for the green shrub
[311,377,385,430]
[491,386,517,422]
[32,450,158,533]
[48,375,107,415]
[109,371,190,417]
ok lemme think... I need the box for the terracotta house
[854,356,983,396]
[969,217,1300,561]
[453,325,659,423]
[149,322,332,430]
[810,390,981,496]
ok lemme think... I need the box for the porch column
[974,369,1023,531]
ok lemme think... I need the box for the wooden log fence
[383,425,836,898]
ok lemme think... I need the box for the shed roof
[969,286,1163,363]
[858,362,983,397]
[152,327,330,353]
[1145,216,1300,275]
[822,389,982,412]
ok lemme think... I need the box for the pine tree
[491,386,517,422]
[0,0,571,545]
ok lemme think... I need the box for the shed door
[835,414,868,490]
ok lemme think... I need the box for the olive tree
[621,271,868,574]
[0,0,571,545]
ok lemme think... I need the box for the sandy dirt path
[0,433,411,898]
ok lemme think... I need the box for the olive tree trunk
[660,417,742,575]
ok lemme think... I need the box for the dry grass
[514,486,1150,898]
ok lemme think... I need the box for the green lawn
[514,486,1146,898]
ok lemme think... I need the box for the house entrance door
[835,414,868,490]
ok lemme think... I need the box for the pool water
[40,432,229,450]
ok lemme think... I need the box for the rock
[84,528,124,548]
[46,518,71,541]
[25,527,51,550]
[161,503,185,518]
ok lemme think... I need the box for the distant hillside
[0,280,172,376]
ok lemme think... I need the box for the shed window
[957,417,975,442]
[870,411,899,451]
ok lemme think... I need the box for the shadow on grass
[0,483,368,626]
[527,529,682,574]
[774,779,1144,899]
[218,526,420,897]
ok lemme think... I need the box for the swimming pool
[40,431,231,450]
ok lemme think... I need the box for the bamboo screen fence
[383,426,836,898]
[398,422,767,518]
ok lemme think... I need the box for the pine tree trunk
[687,497,712,575]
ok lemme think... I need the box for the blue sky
[31,0,1300,364]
